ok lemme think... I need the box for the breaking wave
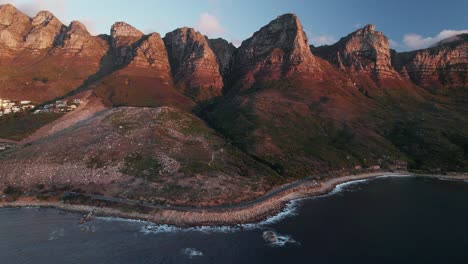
[181,248,204,258]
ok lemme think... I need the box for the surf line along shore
[1,172,467,227]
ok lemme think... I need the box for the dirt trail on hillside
[20,91,107,144]
[0,138,17,143]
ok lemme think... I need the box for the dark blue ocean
[1,176,468,264]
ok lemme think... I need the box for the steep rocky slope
[164,28,224,101]
[204,16,468,177]
[208,38,236,78]
[0,4,467,202]
[0,107,277,205]
[94,23,193,109]
[231,14,321,91]
[0,4,31,49]
[204,16,398,177]
[392,34,467,89]
[0,4,109,103]
[314,25,398,78]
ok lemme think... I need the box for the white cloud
[354,23,362,29]
[389,39,401,49]
[195,12,225,36]
[310,35,336,46]
[403,29,468,50]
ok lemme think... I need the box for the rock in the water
[262,230,278,243]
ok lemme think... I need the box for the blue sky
[2,0,467,51]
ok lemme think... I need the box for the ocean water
[1,176,467,264]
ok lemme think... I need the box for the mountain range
[0,3,466,205]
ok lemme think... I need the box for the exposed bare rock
[233,14,319,89]
[110,21,143,49]
[24,11,65,49]
[208,38,236,76]
[0,4,31,49]
[393,34,467,88]
[313,24,399,79]
[56,21,91,50]
[131,33,171,71]
[164,27,224,101]
[110,22,144,66]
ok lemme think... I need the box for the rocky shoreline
[1,172,467,227]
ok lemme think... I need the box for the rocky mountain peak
[111,21,143,39]
[110,21,143,51]
[393,34,467,88]
[31,10,56,26]
[131,32,171,69]
[207,38,236,76]
[164,27,223,101]
[0,3,31,49]
[24,10,65,49]
[313,24,398,79]
[359,24,376,34]
[0,3,24,23]
[68,21,90,35]
[54,20,94,52]
[233,13,318,88]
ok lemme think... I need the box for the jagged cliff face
[0,4,31,49]
[110,22,144,66]
[131,33,172,71]
[0,5,110,102]
[314,24,399,79]
[94,25,192,109]
[233,14,319,89]
[55,21,94,52]
[24,11,65,49]
[164,27,223,101]
[208,38,236,77]
[393,34,467,88]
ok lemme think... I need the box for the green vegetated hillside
[201,80,468,176]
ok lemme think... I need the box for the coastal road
[65,171,409,213]
[64,174,325,213]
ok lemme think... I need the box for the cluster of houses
[0,99,35,117]
[33,99,81,114]
[0,98,82,117]
[0,143,14,152]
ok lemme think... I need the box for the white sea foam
[327,178,371,196]
[98,174,416,233]
[182,248,204,258]
[48,228,65,241]
[376,174,411,179]
[263,230,299,247]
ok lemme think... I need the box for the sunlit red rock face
[95,24,193,109]
[232,14,321,90]
[314,25,398,78]
[0,4,31,49]
[312,24,425,90]
[393,34,468,89]
[164,28,223,101]
[0,4,109,103]
[24,11,65,50]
